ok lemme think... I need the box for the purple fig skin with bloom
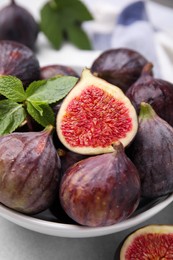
[0,40,40,87]
[40,64,79,80]
[126,63,173,127]
[59,142,141,227]
[0,0,39,50]
[91,48,150,93]
[127,102,173,198]
[0,127,61,214]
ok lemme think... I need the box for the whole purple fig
[0,0,39,50]
[91,48,150,92]
[126,63,173,127]
[127,102,173,198]
[0,40,40,87]
[40,65,79,80]
[59,142,141,227]
[0,126,60,214]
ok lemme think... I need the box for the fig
[0,126,60,214]
[56,68,138,155]
[50,197,78,224]
[59,142,141,227]
[91,48,150,92]
[126,63,173,127]
[0,40,40,87]
[127,102,173,198]
[0,0,39,50]
[117,225,173,259]
[58,148,88,175]
[40,65,79,80]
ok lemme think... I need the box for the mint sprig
[40,0,93,50]
[0,75,78,135]
[0,99,26,135]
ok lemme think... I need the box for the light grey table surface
[0,201,172,260]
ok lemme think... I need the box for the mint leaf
[26,76,78,104]
[26,101,55,127]
[40,0,93,49]
[0,99,26,135]
[26,79,47,97]
[55,0,93,22]
[67,25,92,50]
[0,76,26,102]
[40,2,63,49]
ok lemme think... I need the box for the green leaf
[54,0,93,22]
[26,101,55,127]
[26,76,78,104]
[26,79,47,97]
[0,76,26,102]
[40,0,93,49]
[40,3,63,49]
[0,99,26,135]
[67,25,92,50]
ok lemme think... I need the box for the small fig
[91,48,151,92]
[126,63,173,127]
[0,40,40,87]
[127,102,173,198]
[59,142,141,227]
[58,148,88,175]
[0,126,60,214]
[116,225,173,259]
[0,0,39,50]
[40,64,79,80]
[56,68,138,155]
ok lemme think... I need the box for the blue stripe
[117,1,148,25]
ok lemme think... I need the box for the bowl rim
[0,193,173,238]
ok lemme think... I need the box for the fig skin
[50,197,78,224]
[58,148,88,175]
[0,40,40,87]
[0,0,39,50]
[56,68,138,155]
[91,48,151,92]
[126,63,173,127]
[0,126,61,214]
[116,225,173,259]
[40,65,79,80]
[59,142,141,227]
[127,102,173,198]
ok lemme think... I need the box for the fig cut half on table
[118,225,173,260]
[56,68,138,155]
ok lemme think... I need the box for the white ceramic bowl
[1,63,173,238]
[0,194,173,238]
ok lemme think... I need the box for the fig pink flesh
[125,233,173,259]
[60,85,132,147]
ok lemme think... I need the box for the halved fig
[118,225,173,259]
[56,68,138,155]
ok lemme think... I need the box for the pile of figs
[0,40,173,230]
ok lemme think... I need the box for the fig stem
[11,0,16,5]
[26,114,34,131]
[44,124,54,135]
[139,102,156,119]
[112,141,124,154]
[141,62,153,76]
